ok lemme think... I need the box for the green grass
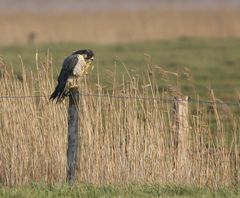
[1,38,240,100]
[0,183,240,198]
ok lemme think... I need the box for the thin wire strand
[0,92,240,107]
[0,95,48,99]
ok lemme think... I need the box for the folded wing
[49,55,79,103]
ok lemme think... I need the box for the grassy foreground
[0,38,240,191]
[1,38,240,100]
[0,184,240,198]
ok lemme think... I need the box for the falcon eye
[83,54,88,59]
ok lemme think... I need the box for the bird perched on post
[49,49,94,103]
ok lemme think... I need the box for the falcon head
[72,49,94,63]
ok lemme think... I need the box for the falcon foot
[63,90,70,96]
[69,85,79,89]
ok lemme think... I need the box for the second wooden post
[173,96,190,183]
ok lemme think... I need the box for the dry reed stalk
[0,53,239,187]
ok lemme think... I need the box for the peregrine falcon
[49,49,94,103]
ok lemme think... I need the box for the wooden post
[173,96,190,183]
[230,149,238,186]
[67,87,80,184]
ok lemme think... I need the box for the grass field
[1,38,240,196]
[1,37,240,188]
[0,184,240,198]
[1,37,240,100]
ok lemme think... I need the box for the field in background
[1,38,240,101]
[0,9,240,45]
[0,49,240,187]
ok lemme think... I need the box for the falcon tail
[49,81,67,103]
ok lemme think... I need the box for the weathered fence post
[67,87,80,184]
[173,96,190,183]
[230,148,238,186]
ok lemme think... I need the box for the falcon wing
[58,55,79,83]
[49,55,79,103]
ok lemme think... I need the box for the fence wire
[0,92,240,107]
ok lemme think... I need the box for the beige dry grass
[1,9,240,45]
[0,53,239,187]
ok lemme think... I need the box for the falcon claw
[69,85,79,89]
[63,91,70,96]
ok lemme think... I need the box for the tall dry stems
[0,53,239,186]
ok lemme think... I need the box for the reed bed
[0,53,239,187]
